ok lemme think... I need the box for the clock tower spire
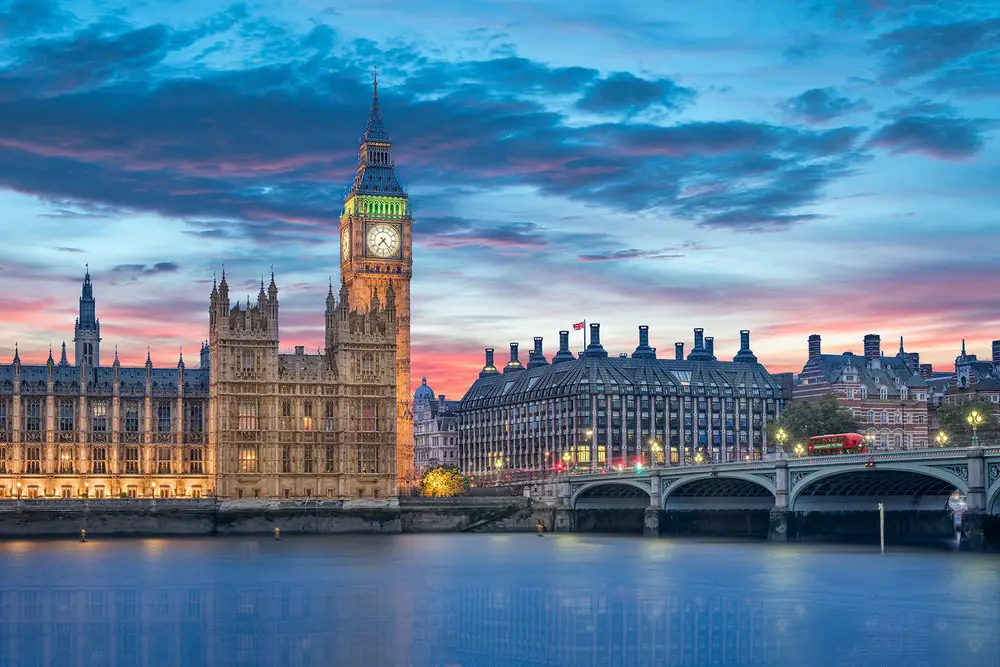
[340,70,414,488]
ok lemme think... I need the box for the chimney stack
[552,330,575,364]
[734,330,758,363]
[863,334,881,361]
[705,336,715,359]
[584,322,608,358]
[675,342,684,360]
[688,328,711,360]
[808,334,821,360]
[504,342,525,372]
[438,394,446,406]
[905,352,920,371]
[993,340,1000,363]
[693,327,705,350]
[479,347,499,377]
[632,325,656,359]
[919,363,933,379]
[527,336,550,369]
[639,325,649,348]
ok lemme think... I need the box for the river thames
[0,534,996,667]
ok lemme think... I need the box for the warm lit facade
[793,334,931,449]
[458,324,785,474]
[209,272,398,500]
[340,75,415,487]
[412,378,460,473]
[0,268,399,501]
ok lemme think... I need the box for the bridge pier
[959,450,997,552]
[644,472,661,536]
[767,508,791,542]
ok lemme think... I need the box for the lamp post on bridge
[935,431,949,448]
[967,410,983,448]
[775,428,787,458]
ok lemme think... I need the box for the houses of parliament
[0,80,414,501]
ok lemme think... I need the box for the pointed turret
[326,278,337,311]
[113,345,120,368]
[12,342,19,366]
[257,276,267,305]
[364,67,391,143]
[177,346,185,369]
[47,345,54,366]
[268,267,278,301]
[74,265,101,366]
[348,69,406,198]
[145,347,152,368]
[59,341,68,366]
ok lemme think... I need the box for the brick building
[793,334,930,450]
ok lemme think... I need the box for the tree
[770,394,860,446]
[936,397,999,447]
[418,466,471,497]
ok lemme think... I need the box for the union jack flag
[573,321,585,330]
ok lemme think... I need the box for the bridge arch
[571,480,651,510]
[789,463,968,512]
[662,473,776,510]
[988,479,1000,516]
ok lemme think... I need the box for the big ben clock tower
[340,72,415,487]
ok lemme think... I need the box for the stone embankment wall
[0,497,547,538]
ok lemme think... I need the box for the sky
[0,0,998,399]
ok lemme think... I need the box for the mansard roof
[460,355,783,408]
[807,352,922,398]
[351,165,405,197]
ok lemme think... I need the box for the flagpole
[582,319,587,356]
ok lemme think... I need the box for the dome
[413,377,434,401]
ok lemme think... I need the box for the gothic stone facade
[0,269,398,500]
[458,324,785,474]
[793,334,931,450]
[209,272,398,500]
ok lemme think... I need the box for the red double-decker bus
[807,433,866,456]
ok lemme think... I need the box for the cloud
[109,262,181,282]
[782,88,870,123]
[576,242,709,262]
[869,104,993,159]
[416,218,547,249]
[783,35,824,62]
[0,9,867,238]
[869,17,1000,83]
[0,0,75,40]
[56,246,83,253]
[576,73,696,114]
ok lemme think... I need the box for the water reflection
[0,536,997,667]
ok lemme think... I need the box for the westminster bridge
[521,447,1000,551]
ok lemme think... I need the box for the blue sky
[0,0,998,397]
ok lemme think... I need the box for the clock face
[341,229,350,262]
[366,223,401,259]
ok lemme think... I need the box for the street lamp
[16,481,22,499]
[967,410,984,447]
[864,433,876,451]
[775,427,787,458]
[649,439,662,468]
[935,431,949,448]
[793,443,805,457]
[694,450,704,465]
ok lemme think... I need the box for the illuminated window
[303,401,313,431]
[25,446,42,474]
[123,447,140,474]
[187,448,203,474]
[575,446,591,464]
[157,447,171,474]
[238,448,258,473]
[238,401,258,430]
[357,445,378,474]
[91,447,108,474]
[91,400,107,433]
